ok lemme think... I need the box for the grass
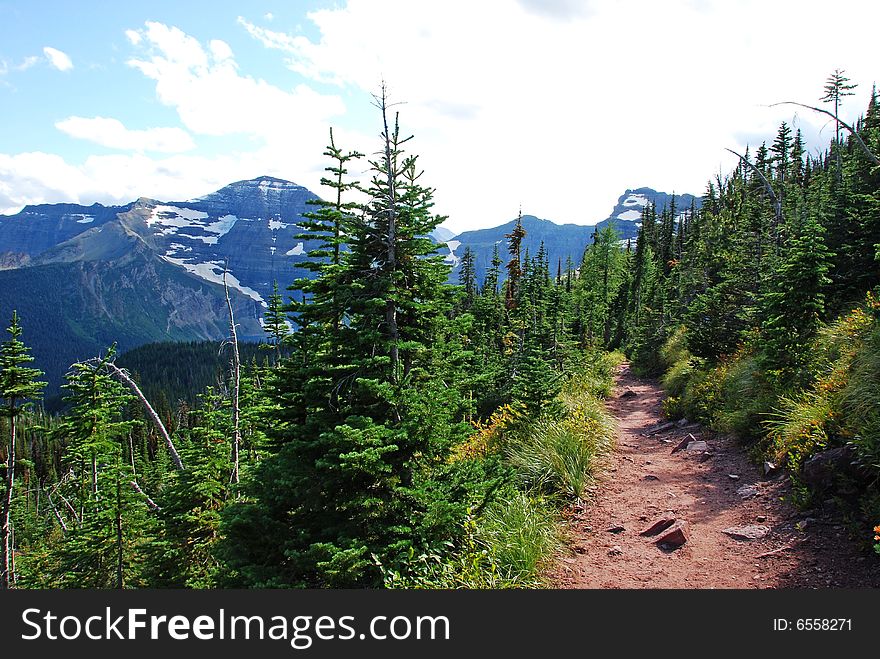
[506,357,617,500]
[477,490,563,584]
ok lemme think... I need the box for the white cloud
[0,56,40,77]
[5,3,879,236]
[43,46,73,71]
[125,22,344,145]
[239,0,880,233]
[55,116,196,153]
[0,148,311,214]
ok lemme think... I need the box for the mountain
[444,215,594,286]
[445,189,703,285]
[430,226,457,243]
[0,178,700,400]
[593,187,702,241]
[0,176,324,401]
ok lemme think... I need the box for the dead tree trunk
[1,411,17,589]
[223,266,241,485]
[769,101,880,167]
[100,361,183,471]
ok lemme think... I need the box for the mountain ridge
[0,177,701,399]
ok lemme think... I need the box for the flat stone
[608,545,623,556]
[685,441,708,452]
[606,525,626,534]
[620,388,638,399]
[643,474,660,481]
[722,525,770,541]
[640,515,676,536]
[671,433,697,453]
[655,520,690,548]
[728,474,740,480]
[736,485,759,498]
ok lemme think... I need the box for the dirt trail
[553,362,880,589]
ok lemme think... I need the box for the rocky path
[553,362,880,589]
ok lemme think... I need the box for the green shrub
[839,322,880,479]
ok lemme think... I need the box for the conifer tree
[52,350,152,588]
[822,69,857,148]
[759,212,832,384]
[262,281,289,366]
[458,246,477,310]
[504,213,526,310]
[0,312,45,588]
[223,90,467,587]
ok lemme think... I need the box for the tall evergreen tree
[223,90,468,587]
[51,350,152,588]
[759,212,832,385]
[262,281,290,366]
[0,312,45,588]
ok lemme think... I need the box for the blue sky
[1,0,878,233]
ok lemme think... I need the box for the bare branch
[768,101,880,166]
[44,490,68,532]
[95,359,184,471]
[725,148,782,224]
[129,481,161,511]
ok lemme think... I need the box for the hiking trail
[553,362,880,589]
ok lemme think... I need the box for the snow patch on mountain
[622,194,649,207]
[616,209,642,221]
[65,213,96,224]
[268,219,292,231]
[444,239,461,266]
[147,205,209,229]
[207,214,238,236]
[162,255,265,305]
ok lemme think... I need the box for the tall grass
[506,394,615,500]
[839,323,880,478]
[477,490,563,584]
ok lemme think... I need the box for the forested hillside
[1,73,878,589]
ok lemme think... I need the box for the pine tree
[759,212,832,385]
[458,246,477,310]
[821,69,857,148]
[0,312,45,588]
[51,350,152,588]
[504,213,526,310]
[222,90,467,587]
[262,280,289,366]
[483,244,503,297]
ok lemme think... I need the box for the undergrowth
[646,293,880,551]
[385,349,619,588]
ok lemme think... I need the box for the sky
[0,0,877,234]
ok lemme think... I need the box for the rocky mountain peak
[190,176,312,219]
